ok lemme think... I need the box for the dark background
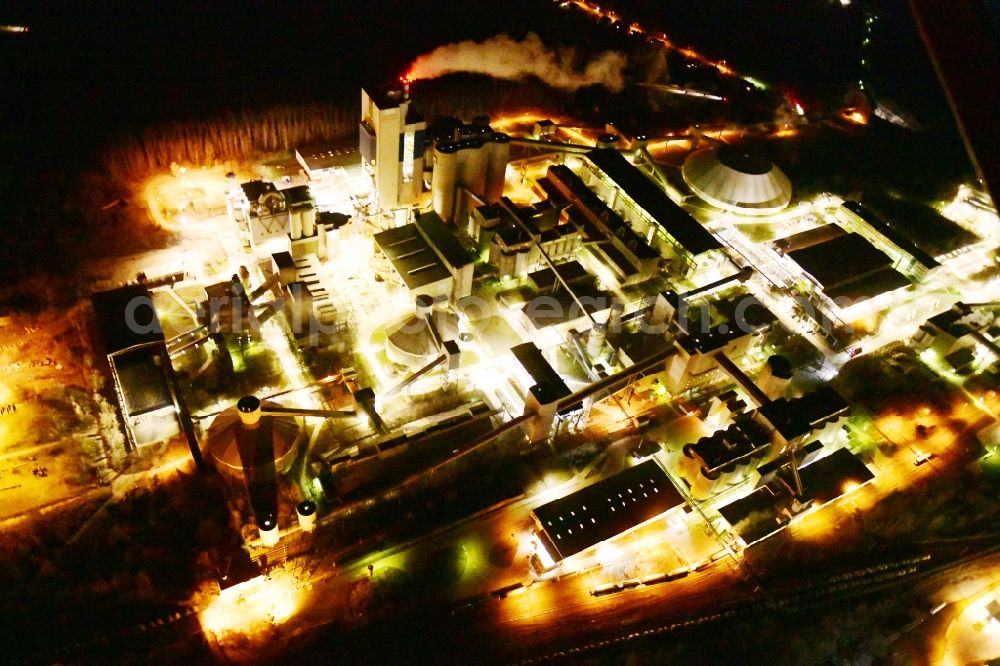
[0,0,955,153]
[0,0,972,289]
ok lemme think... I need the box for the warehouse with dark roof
[582,149,724,278]
[531,459,685,562]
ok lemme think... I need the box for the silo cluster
[431,126,511,224]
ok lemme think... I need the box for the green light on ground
[980,447,1000,479]
[230,350,246,373]
[458,538,485,579]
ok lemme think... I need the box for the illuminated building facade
[531,459,684,564]
[581,148,726,281]
[360,86,427,210]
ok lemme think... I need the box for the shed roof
[532,459,684,561]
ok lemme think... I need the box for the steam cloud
[407,32,627,92]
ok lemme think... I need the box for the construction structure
[90,284,194,458]
[682,146,792,216]
[431,122,511,224]
[531,459,685,564]
[373,209,475,304]
[580,148,727,281]
[360,85,427,211]
[469,198,580,279]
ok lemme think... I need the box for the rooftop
[677,294,776,355]
[415,210,474,269]
[756,386,850,441]
[91,284,164,355]
[317,211,351,229]
[295,141,358,172]
[682,146,792,215]
[788,231,895,291]
[546,165,659,261]
[773,223,847,254]
[585,148,722,256]
[280,184,313,207]
[684,415,772,478]
[373,225,451,290]
[527,260,591,291]
[784,447,875,505]
[113,346,173,416]
[841,201,940,269]
[824,267,911,302]
[532,459,684,561]
[239,180,277,203]
[720,447,873,544]
[511,342,571,402]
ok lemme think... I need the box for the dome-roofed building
[682,146,792,216]
[204,398,304,478]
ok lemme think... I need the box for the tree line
[99,78,566,182]
[101,102,359,181]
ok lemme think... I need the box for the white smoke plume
[407,32,627,92]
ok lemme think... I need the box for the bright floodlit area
[4,0,1000,663]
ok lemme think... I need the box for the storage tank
[597,133,619,150]
[301,204,316,238]
[296,500,317,532]
[458,139,487,198]
[258,512,280,547]
[415,293,434,318]
[587,321,608,357]
[432,142,459,222]
[485,133,511,203]
[757,354,793,400]
[289,209,302,240]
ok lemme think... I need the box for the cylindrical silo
[757,354,793,400]
[458,139,487,199]
[301,204,316,238]
[289,209,302,240]
[485,133,511,203]
[432,142,459,223]
[415,293,434,319]
[326,225,340,257]
[258,512,279,547]
[296,500,317,532]
[608,300,624,339]
[587,322,608,357]
[597,133,618,150]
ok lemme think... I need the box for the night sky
[1,1,951,151]
[0,0,963,261]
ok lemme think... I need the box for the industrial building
[228,180,332,260]
[653,288,778,393]
[543,164,661,287]
[718,447,874,545]
[753,386,850,449]
[913,302,1000,373]
[295,142,359,182]
[466,196,581,277]
[681,146,792,216]
[510,341,572,408]
[531,459,685,563]
[90,285,183,451]
[431,123,511,224]
[836,201,941,280]
[680,415,773,498]
[580,148,726,280]
[777,225,913,320]
[373,209,475,303]
[360,85,427,210]
[677,385,850,499]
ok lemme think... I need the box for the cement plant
[2,1,1000,663]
